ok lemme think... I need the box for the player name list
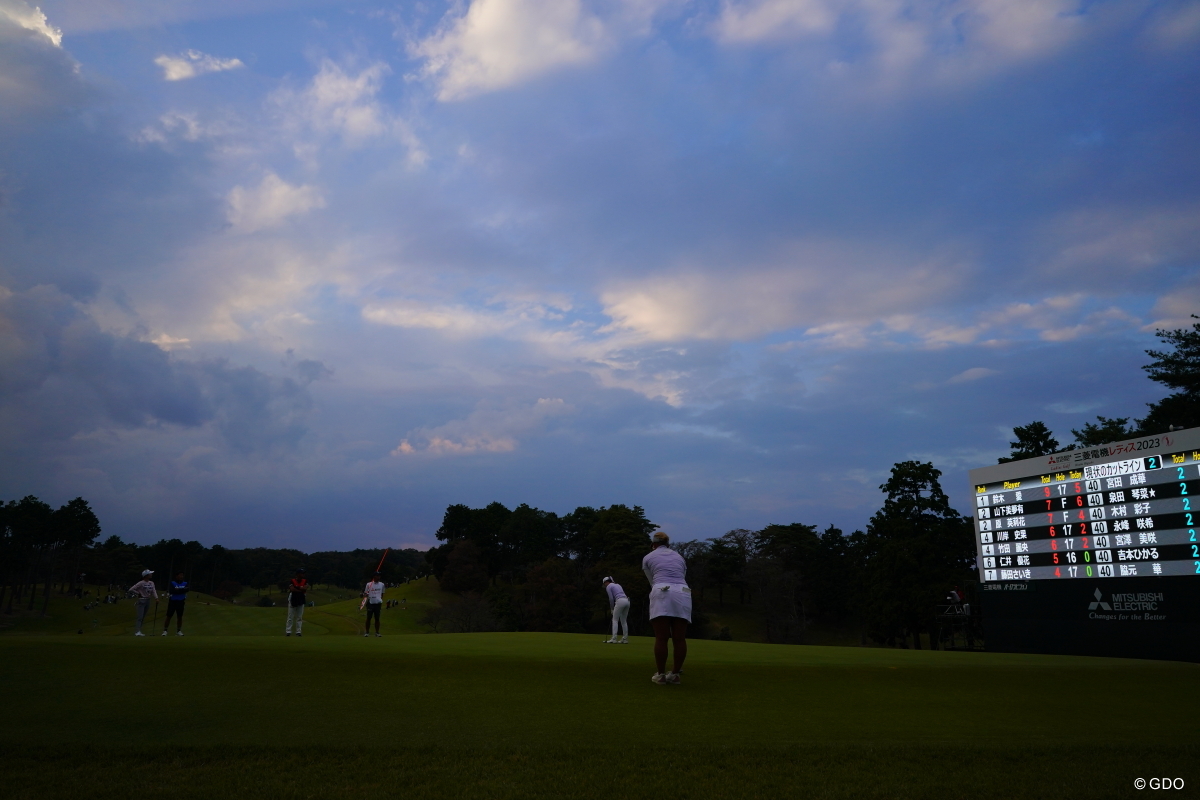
[973,447,1200,582]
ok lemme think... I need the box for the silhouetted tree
[1139,315,1200,433]
[998,421,1062,463]
[1072,416,1136,447]
[860,462,975,649]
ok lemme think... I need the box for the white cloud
[412,0,607,101]
[392,397,570,456]
[226,173,325,233]
[150,333,191,351]
[154,50,243,81]
[599,241,967,342]
[136,110,240,145]
[948,367,997,384]
[712,0,1099,93]
[272,60,426,164]
[0,0,62,45]
[295,60,389,139]
[713,0,835,44]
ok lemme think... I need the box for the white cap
[141,569,154,577]
[602,576,612,584]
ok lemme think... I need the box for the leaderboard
[968,428,1200,583]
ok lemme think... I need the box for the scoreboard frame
[968,427,1200,662]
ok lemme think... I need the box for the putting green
[1,634,1195,799]
[1,633,1196,747]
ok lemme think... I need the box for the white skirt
[648,583,692,622]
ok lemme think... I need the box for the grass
[0,631,1196,798]
[0,577,454,636]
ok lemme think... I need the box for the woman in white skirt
[641,531,691,684]
[602,577,630,643]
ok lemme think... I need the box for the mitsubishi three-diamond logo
[1088,588,1111,611]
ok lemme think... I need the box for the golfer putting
[128,569,158,636]
[602,576,629,643]
[642,531,691,685]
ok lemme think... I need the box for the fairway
[1,633,1195,799]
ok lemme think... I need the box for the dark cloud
[0,285,316,453]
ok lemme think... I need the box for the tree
[706,532,749,604]
[1072,416,1136,447]
[998,421,1062,463]
[748,523,821,643]
[439,540,490,594]
[1139,315,1200,433]
[860,462,975,648]
[578,505,657,569]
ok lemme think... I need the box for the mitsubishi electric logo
[1088,588,1111,611]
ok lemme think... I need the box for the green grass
[0,578,453,636]
[0,632,1195,798]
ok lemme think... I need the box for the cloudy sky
[1,0,1197,550]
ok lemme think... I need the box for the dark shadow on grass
[1,744,1193,800]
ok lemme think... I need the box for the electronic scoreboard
[969,426,1200,662]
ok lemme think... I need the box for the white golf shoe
[176,631,184,636]
[161,631,167,636]
[665,672,681,685]
[651,672,667,684]
[134,632,144,636]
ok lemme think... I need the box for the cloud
[599,241,968,342]
[0,0,83,121]
[392,397,571,456]
[271,59,426,164]
[710,0,1109,95]
[0,284,316,454]
[154,50,243,81]
[412,0,607,101]
[226,173,325,233]
[713,0,835,44]
[948,367,997,384]
[1,0,59,44]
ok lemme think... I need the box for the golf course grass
[1,626,1196,799]
[0,578,454,637]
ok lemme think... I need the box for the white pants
[286,603,305,633]
[611,597,630,639]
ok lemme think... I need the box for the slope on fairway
[0,578,452,636]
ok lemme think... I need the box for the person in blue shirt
[162,572,188,636]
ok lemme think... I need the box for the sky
[1,0,1198,551]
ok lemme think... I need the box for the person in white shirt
[128,570,158,636]
[363,572,385,637]
[602,577,630,644]
[641,531,691,684]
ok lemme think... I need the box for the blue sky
[1,0,1198,550]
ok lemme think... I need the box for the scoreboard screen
[968,427,1200,584]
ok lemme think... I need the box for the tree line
[419,461,974,647]
[0,504,426,615]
